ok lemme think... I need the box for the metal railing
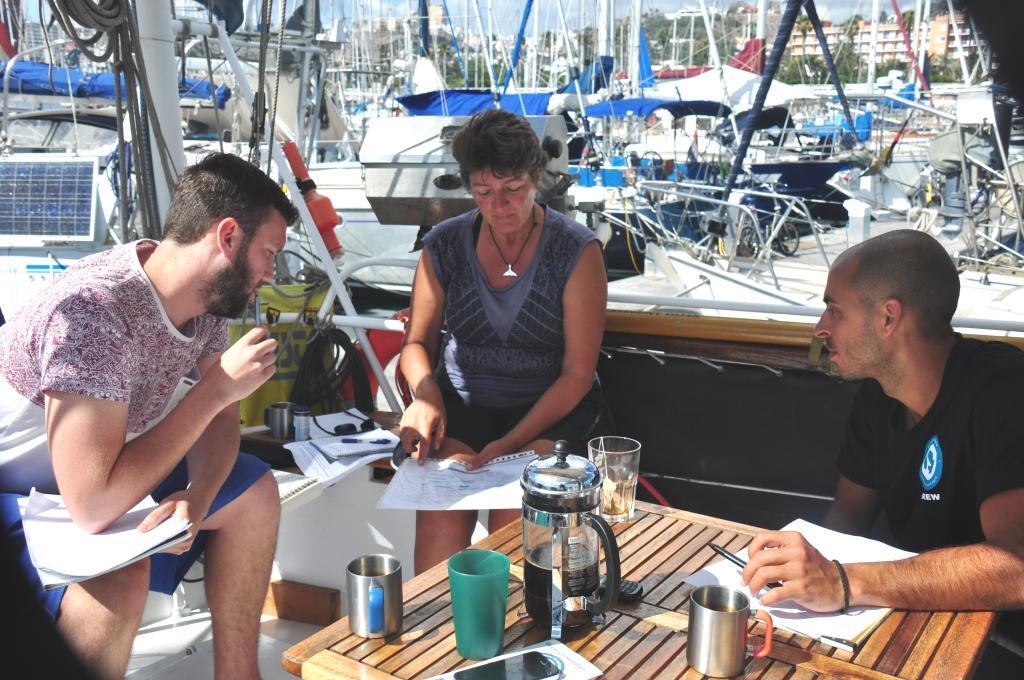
[2,40,73,153]
[231,256,1024,419]
[643,179,832,269]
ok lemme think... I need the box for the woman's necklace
[487,209,538,278]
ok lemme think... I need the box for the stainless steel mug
[346,554,403,638]
[264,401,295,440]
[687,585,773,677]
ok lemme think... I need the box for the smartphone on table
[451,651,560,680]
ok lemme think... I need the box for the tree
[900,9,915,31]
[877,58,909,80]
[795,16,813,45]
[928,55,963,83]
[778,56,806,84]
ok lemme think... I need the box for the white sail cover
[649,65,813,111]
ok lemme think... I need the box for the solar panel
[0,155,98,245]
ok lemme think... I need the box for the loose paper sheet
[18,490,191,589]
[684,519,916,645]
[377,452,536,510]
[425,640,601,680]
[282,409,395,487]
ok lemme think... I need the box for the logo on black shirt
[919,435,943,500]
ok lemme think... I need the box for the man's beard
[203,241,256,318]
[833,323,892,383]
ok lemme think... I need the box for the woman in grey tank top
[398,110,608,574]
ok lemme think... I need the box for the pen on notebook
[307,439,332,461]
[707,543,783,589]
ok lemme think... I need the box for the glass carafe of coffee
[521,440,621,639]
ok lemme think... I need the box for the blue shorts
[0,452,270,619]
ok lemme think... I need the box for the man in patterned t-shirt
[0,154,298,679]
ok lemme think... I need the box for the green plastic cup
[447,549,511,659]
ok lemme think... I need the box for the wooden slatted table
[282,502,996,679]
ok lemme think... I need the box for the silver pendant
[503,264,518,278]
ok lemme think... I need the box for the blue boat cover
[501,0,534,93]
[397,89,552,116]
[1,61,231,108]
[585,97,730,119]
[883,82,917,109]
[796,111,872,143]
[557,56,614,95]
[638,28,655,90]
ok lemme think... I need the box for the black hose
[290,327,374,415]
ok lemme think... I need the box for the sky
[27,1,928,39]
[339,0,927,36]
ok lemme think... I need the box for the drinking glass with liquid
[588,436,642,522]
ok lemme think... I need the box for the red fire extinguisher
[281,141,343,258]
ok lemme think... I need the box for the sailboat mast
[628,0,641,95]
[945,0,971,85]
[136,0,186,223]
[597,0,612,58]
[698,0,720,68]
[755,0,768,73]
[531,0,539,88]
[867,0,881,93]
[912,0,925,86]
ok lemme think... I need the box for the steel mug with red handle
[687,584,774,677]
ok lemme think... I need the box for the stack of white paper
[281,409,396,487]
[684,519,916,648]
[286,440,391,487]
[18,490,192,590]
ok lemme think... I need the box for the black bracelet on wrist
[832,559,851,613]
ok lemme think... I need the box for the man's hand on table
[743,530,846,613]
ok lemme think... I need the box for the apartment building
[785,13,976,64]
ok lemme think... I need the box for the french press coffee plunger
[520,440,621,639]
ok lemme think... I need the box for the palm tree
[795,16,813,48]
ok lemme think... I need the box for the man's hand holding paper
[138,489,204,555]
[743,530,847,613]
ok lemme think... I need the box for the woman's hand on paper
[138,490,205,554]
[464,437,515,470]
[399,388,446,465]
[743,530,846,613]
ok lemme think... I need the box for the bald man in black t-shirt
[739,230,1024,627]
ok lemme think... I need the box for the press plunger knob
[552,440,572,465]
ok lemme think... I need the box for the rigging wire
[46,0,171,238]
[265,0,286,176]
[201,36,225,154]
[200,0,224,154]
[250,0,272,166]
[36,5,82,155]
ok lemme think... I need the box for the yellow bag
[228,284,328,428]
